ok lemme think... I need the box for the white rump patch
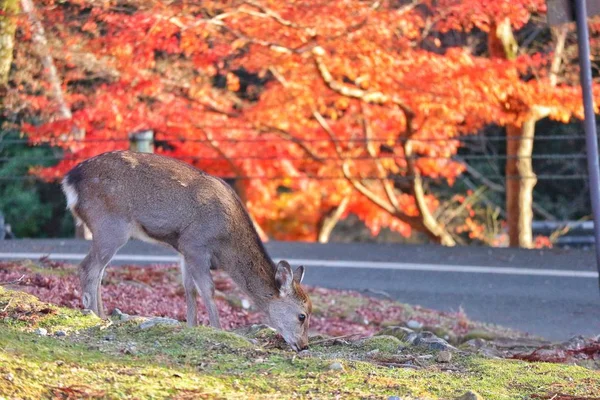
[61,178,78,210]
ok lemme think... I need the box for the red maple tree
[9,0,600,245]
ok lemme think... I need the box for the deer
[61,150,312,352]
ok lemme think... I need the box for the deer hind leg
[180,250,221,329]
[79,219,130,318]
[179,259,198,327]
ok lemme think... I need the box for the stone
[234,324,277,339]
[388,397,402,400]
[139,317,180,330]
[4,373,14,382]
[376,326,414,342]
[111,308,130,321]
[413,331,457,351]
[35,328,48,336]
[124,345,137,355]
[81,309,93,315]
[104,334,116,341]
[55,330,66,337]
[328,361,344,371]
[436,350,452,363]
[455,390,484,400]
[406,320,423,330]
[366,349,380,357]
[297,350,311,358]
[241,298,251,310]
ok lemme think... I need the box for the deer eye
[298,314,306,323]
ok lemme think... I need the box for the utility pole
[547,0,600,289]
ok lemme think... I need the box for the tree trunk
[489,18,535,248]
[505,120,537,248]
[0,0,18,86]
[489,19,565,248]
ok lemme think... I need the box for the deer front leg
[180,260,199,327]
[78,220,129,318]
[182,252,221,329]
[79,250,113,318]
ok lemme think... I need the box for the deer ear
[275,260,294,297]
[293,265,305,284]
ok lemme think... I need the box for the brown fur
[62,150,312,351]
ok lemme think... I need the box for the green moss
[354,335,404,353]
[459,329,499,343]
[0,286,102,333]
[1,287,599,399]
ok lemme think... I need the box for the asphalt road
[1,239,599,341]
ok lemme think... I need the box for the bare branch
[241,1,309,32]
[317,195,350,243]
[549,25,568,87]
[341,162,397,215]
[315,109,423,227]
[312,110,343,155]
[403,139,456,246]
[21,0,84,140]
[312,46,414,122]
[361,107,400,210]
[259,126,324,162]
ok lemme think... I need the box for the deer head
[266,261,312,351]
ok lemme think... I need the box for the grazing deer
[61,150,312,351]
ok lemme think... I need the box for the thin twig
[309,333,365,346]
[373,361,422,369]
[2,298,13,312]
[0,275,25,286]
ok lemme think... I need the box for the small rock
[55,330,66,337]
[234,324,277,339]
[124,345,137,355]
[104,334,116,341]
[81,309,92,315]
[297,349,311,358]
[413,331,457,351]
[35,328,48,336]
[406,320,423,330]
[56,360,64,366]
[241,298,251,310]
[436,350,452,363]
[4,373,14,382]
[111,308,130,321]
[377,326,416,343]
[388,397,402,400]
[455,390,484,400]
[139,317,180,330]
[367,349,380,357]
[328,361,344,371]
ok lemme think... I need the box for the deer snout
[296,338,309,352]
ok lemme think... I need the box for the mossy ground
[1,287,599,399]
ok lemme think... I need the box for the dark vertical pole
[573,0,600,289]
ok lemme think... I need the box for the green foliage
[0,128,74,237]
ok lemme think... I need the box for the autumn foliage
[6,0,600,243]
